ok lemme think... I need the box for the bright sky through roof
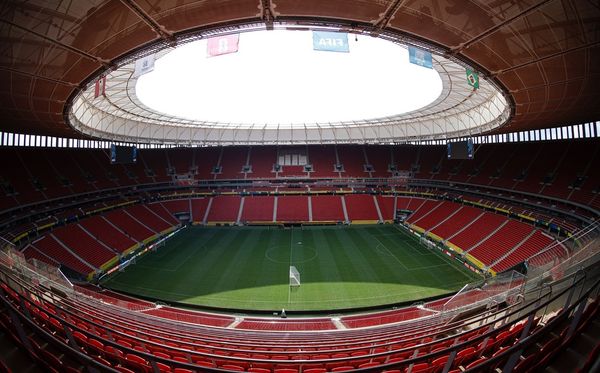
[136,30,443,126]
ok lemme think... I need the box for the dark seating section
[0,140,597,213]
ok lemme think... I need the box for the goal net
[289,266,301,287]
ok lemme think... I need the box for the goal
[289,266,301,287]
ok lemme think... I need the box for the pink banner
[207,34,240,57]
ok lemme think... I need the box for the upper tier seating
[364,145,392,178]
[139,149,171,182]
[308,145,338,178]
[217,147,249,179]
[0,140,597,217]
[336,145,367,177]
[248,146,277,178]
[195,147,222,180]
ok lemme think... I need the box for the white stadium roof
[69,26,509,146]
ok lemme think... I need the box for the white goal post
[289,266,301,287]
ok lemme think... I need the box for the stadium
[0,1,599,373]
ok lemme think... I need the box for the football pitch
[101,225,481,312]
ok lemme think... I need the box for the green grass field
[101,225,480,312]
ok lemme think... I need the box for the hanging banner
[134,54,155,77]
[466,68,480,89]
[207,34,240,57]
[312,31,349,53]
[408,46,433,69]
[94,76,106,98]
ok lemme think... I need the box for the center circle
[265,245,318,264]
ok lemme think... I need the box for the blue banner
[312,31,349,53]
[408,46,433,69]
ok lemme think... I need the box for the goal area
[289,266,301,287]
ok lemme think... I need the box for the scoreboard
[447,139,474,160]
[110,144,137,164]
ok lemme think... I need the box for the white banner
[134,54,155,77]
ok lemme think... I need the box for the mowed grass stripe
[293,228,347,306]
[102,225,481,311]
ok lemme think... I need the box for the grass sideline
[101,225,481,312]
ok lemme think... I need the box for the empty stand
[410,201,461,231]
[308,146,338,178]
[493,231,564,272]
[191,198,210,223]
[276,196,309,221]
[430,206,482,240]
[240,196,275,222]
[311,195,344,221]
[447,212,506,252]
[195,147,222,180]
[218,147,249,179]
[278,165,307,177]
[52,225,116,268]
[345,195,379,221]
[207,196,242,222]
[103,209,156,242]
[336,145,367,177]
[24,235,94,274]
[169,148,194,174]
[79,215,137,253]
[468,220,533,266]
[248,147,277,178]
[126,205,173,233]
[364,146,392,178]
[376,195,396,220]
[405,200,443,225]
[139,149,171,182]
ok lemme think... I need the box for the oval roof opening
[136,30,443,127]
